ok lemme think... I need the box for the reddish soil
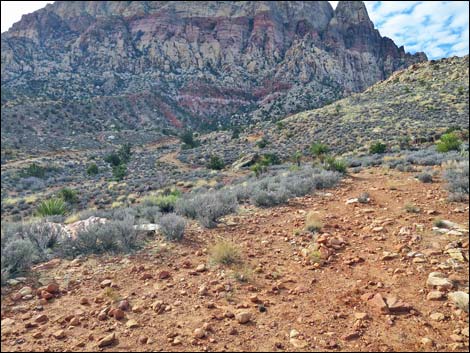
[1,167,468,352]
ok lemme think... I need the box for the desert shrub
[207,155,225,170]
[433,219,447,228]
[117,143,132,164]
[20,221,64,261]
[0,220,67,279]
[325,156,347,174]
[416,172,433,183]
[404,203,421,213]
[358,192,370,203]
[293,150,303,166]
[159,213,186,241]
[175,195,199,219]
[18,176,45,191]
[19,163,46,178]
[1,238,35,279]
[155,194,180,213]
[310,143,329,160]
[436,133,462,153]
[58,187,79,204]
[112,163,127,181]
[443,160,469,201]
[104,152,121,166]
[62,216,139,256]
[256,137,269,148]
[260,153,281,166]
[305,212,323,233]
[369,142,387,154]
[87,163,99,176]
[194,191,238,228]
[180,130,199,149]
[251,162,267,177]
[209,240,242,266]
[136,205,161,223]
[177,191,237,228]
[36,198,67,217]
[251,186,290,207]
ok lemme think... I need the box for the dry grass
[209,240,242,266]
[305,211,323,233]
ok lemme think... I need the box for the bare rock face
[1,1,426,151]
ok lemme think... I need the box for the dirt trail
[1,167,468,352]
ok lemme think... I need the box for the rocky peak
[334,1,373,27]
[1,1,427,151]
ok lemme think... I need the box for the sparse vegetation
[436,132,462,153]
[58,187,79,204]
[443,160,469,201]
[210,240,242,266]
[304,212,323,233]
[310,142,329,161]
[324,156,347,174]
[86,162,99,175]
[180,130,199,149]
[207,155,225,170]
[369,142,387,154]
[36,198,67,217]
[404,203,421,213]
[159,213,186,241]
[416,172,433,183]
[358,192,370,204]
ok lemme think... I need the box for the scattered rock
[126,319,139,328]
[236,311,251,324]
[53,329,66,339]
[194,328,206,339]
[448,291,469,313]
[97,333,116,348]
[426,272,453,289]
[427,291,445,301]
[429,312,445,321]
[100,279,112,288]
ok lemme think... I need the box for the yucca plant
[36,198,67,217]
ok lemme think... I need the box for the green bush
[117,143,132,163]
[156,194,180,213]
[180,130,199,149]
[36,198,67,217]
[260,153,281,166]
[251,162,267,178]
[86,163,99,176]
[369,142,387,154]
[20,163,46,178]
[325,156,347,174]
[112,164,127,181]
[310,143,329,160]
[293,150,302,167]
[104,152,121,166]
[256,138,269,148]
[58,188,79,204]
[207,155,225,170]
[436,132,462,153]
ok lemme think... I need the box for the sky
[1,1,469,59]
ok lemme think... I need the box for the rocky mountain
[1,1,426,151]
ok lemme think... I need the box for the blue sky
[1,1,469,59]
[349,1,469,59]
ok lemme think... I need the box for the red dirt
[1,167,468,352]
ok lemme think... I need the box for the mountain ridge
[1,1,426,151]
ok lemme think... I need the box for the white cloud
[362,1,469,59]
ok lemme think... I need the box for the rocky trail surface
[1,167,468,351]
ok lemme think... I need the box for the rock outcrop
[1,1,426,151]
